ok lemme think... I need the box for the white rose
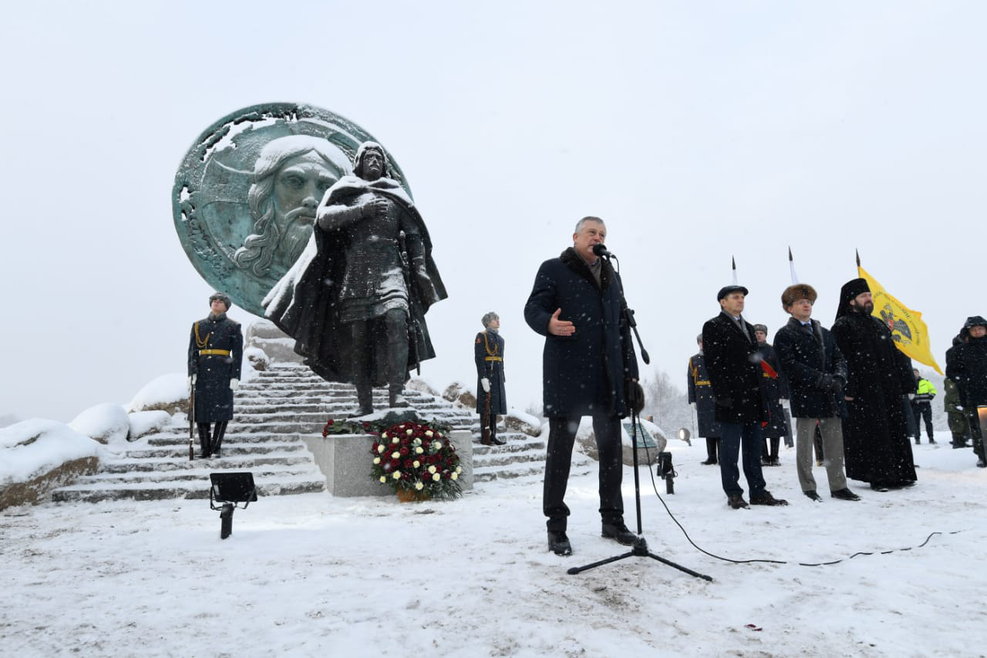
[413,460,420,468]
[413,438,422,446]
[393,471,402,479]
[433,441,441,451]
[373,457,381,465]
[432,473,441,482]
[391,437,399,444]
[428,465,437,474]
[415,447,424,454]
[451,472,458,480]
[425,430,434,437]
[392,451,400,459]
[381,432,388,439]
[456,466,462,474]
[379,476,386,483]
[406,429,413,435]
[415,482,424,491]
[377,445,385,453]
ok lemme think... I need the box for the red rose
[328,419,335,426]
[399,447,409,456]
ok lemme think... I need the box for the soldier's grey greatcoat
[475,330,507,416]
[187,313,243,422]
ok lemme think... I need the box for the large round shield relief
[172,103,412,317]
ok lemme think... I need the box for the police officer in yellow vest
[475,312,506,446]
[911,368,937,444]
[188,293,243,458]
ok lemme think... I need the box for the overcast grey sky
[2,1,985,422]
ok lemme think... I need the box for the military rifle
[188,381,195,461]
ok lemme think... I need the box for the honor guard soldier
[688,334,721,465]
[188,292,243,459]
[475,312,507,446]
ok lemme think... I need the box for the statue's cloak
[263,175,447,384]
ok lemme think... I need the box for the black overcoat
[687,353,721,438]
[475,330,507,416]
[831,312,916,484]
[774,317,847,419]
[757,343,790,438]
[701,312,767,425]
[946,336,987,406]
[524,248,639,418]
[188,314,243,423]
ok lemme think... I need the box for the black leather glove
[818,374,843,393]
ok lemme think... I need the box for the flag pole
[788,246,799,284]
[731,256,738,284]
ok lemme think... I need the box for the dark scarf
[559,247,614,292]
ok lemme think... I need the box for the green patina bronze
[172,103,412,317]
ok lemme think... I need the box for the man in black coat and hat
[475,311,506,446]
[688,334,721,465]
[188,292,243,459]
[702,285,788,509]
[524,216,640,556]
[945,315,987,467]
[774,284,859,502]
[831,278,917,490]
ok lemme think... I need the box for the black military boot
[197,423,212,458]
[702,438,718,465]
[212,421,228,458]
[352,383,374,417]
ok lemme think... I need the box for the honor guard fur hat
[209,292,232,310]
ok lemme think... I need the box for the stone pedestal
[301,429,474,497]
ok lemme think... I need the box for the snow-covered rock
[0,419,101,509]
[505,409,541,437]
[244,346,270,372]
[128,410,173,440]
[406,377,440,396]
[127,373,189,415]
[442,381,476,409]
[244,319,303,364]
[575,416,667,466]
[70,403,130,445]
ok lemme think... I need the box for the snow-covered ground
[1,440,984,657]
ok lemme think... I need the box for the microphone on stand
[592,243,615,259]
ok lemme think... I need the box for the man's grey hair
[574,216,605,234]
[481,312,499,328]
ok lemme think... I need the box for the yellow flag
[857,266,942,374]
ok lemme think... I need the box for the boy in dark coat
[774,284,859,502]
[702,285,787,509]
[188,292,243,458]
[524,216,640,556]
[831,278,917,489]
[753,323,789,466]
[475,311,506,446]
[688,334,720,465]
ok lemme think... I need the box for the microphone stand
[567,250,712,582]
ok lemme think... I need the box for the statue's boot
[352,382,374,417]
[349,320,374,417]
[197,423,212,458]
[385,311,410,409]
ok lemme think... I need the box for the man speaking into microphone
[524,216,640,556]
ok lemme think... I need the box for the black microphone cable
[637,439,964,568]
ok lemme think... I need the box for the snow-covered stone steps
[99,454,317,473]
[51,361,551,501]
[51,475,325,503]
[122,443,308,459]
